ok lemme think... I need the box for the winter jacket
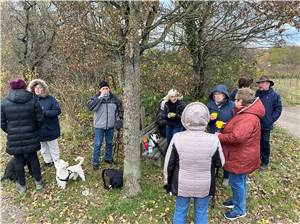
[162,100,185,128]
[164,102,225,198]
[28,79,61,142]
[207,85,235,133]
[156,101,167,137]
[256,88,282,131]
[229,88,238,102]
[87,92,122,130]
[218,98,265,174]
[1,89,44,155]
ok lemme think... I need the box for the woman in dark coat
[1,78,44,193]
[28,79,61,167]
[162,89,185,145]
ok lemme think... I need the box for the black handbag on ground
[102,169,123,189]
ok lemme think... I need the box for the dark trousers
[14,152,42,186]
[260,130,271,166]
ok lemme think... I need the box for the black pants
[260,130,271,166]
[14,152,42,186]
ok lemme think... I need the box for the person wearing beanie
[28,79,61,167]
[87,80,122,170]
[162,89,185,145]
[1,78,44,193]
[255,76,282,170]
[207,84,235,187]
[229,76,254,102]
[217,88,265,221]
[164,102,225,224]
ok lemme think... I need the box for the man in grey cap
[255,76,282,170]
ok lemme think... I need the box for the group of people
[1,78,62,193]
[161,76,282,223]
[1,79,123,192]
[1,75,282,223]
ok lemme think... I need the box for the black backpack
[102,169,123,189]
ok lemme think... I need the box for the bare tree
[54,0,189,197]
[176,1,300,97]
[7,1,60,77]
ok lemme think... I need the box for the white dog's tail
[75,156,84,166]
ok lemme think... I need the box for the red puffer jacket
[218,98,265,174]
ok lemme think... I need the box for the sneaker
[222,178,229,187]
[44,162,53,168]
[104,159,114,164]
[93,165,99,170]
[260,164,268,171]
[224,210,246,221]
[223,200,234,209]
[35,180,44,190]
[16,183,26,193]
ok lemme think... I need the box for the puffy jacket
[207,85,235,133]
[28,79,61,142]
[1,89,44,155]
[164,102,225,198]
[218,98,265,174]
[256,88,282,130]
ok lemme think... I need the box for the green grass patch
[1,127,300,223]
[273,79,300,105]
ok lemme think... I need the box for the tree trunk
[122,3,141,197]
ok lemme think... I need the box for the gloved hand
[167,112,176,118]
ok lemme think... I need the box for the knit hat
[9,78,27,90]
[181,102,210,131]
[100,80,109,89]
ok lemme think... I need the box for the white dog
[55,157,85,189]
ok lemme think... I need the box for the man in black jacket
[1,78,44,193]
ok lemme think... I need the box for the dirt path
[276,106,300,138]
[0,192,26,224]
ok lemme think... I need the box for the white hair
[160,89,183,110]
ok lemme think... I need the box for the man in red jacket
[218,88,265,221]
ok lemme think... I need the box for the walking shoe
[224,210,246,221]
[222,178,229,187]
[44,162,54,168]
[93,164,99,170]
[260,164,268,171]
[35,180,44,190]
[16,183,26,193]
[104,159,114,165]
[223,200,234,209]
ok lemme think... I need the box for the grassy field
[1,127,300,224]
[273,79,300,105]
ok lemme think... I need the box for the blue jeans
[260,130,271,165]
[223,170,229,179]
[173,196,209,224]
[228,172,247,215]
[92,128,114,166]
[166,125,182,145]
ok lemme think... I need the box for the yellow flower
[216,120,224,129]
[211,112,218,119]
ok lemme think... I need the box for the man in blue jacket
[256,76,282,170]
